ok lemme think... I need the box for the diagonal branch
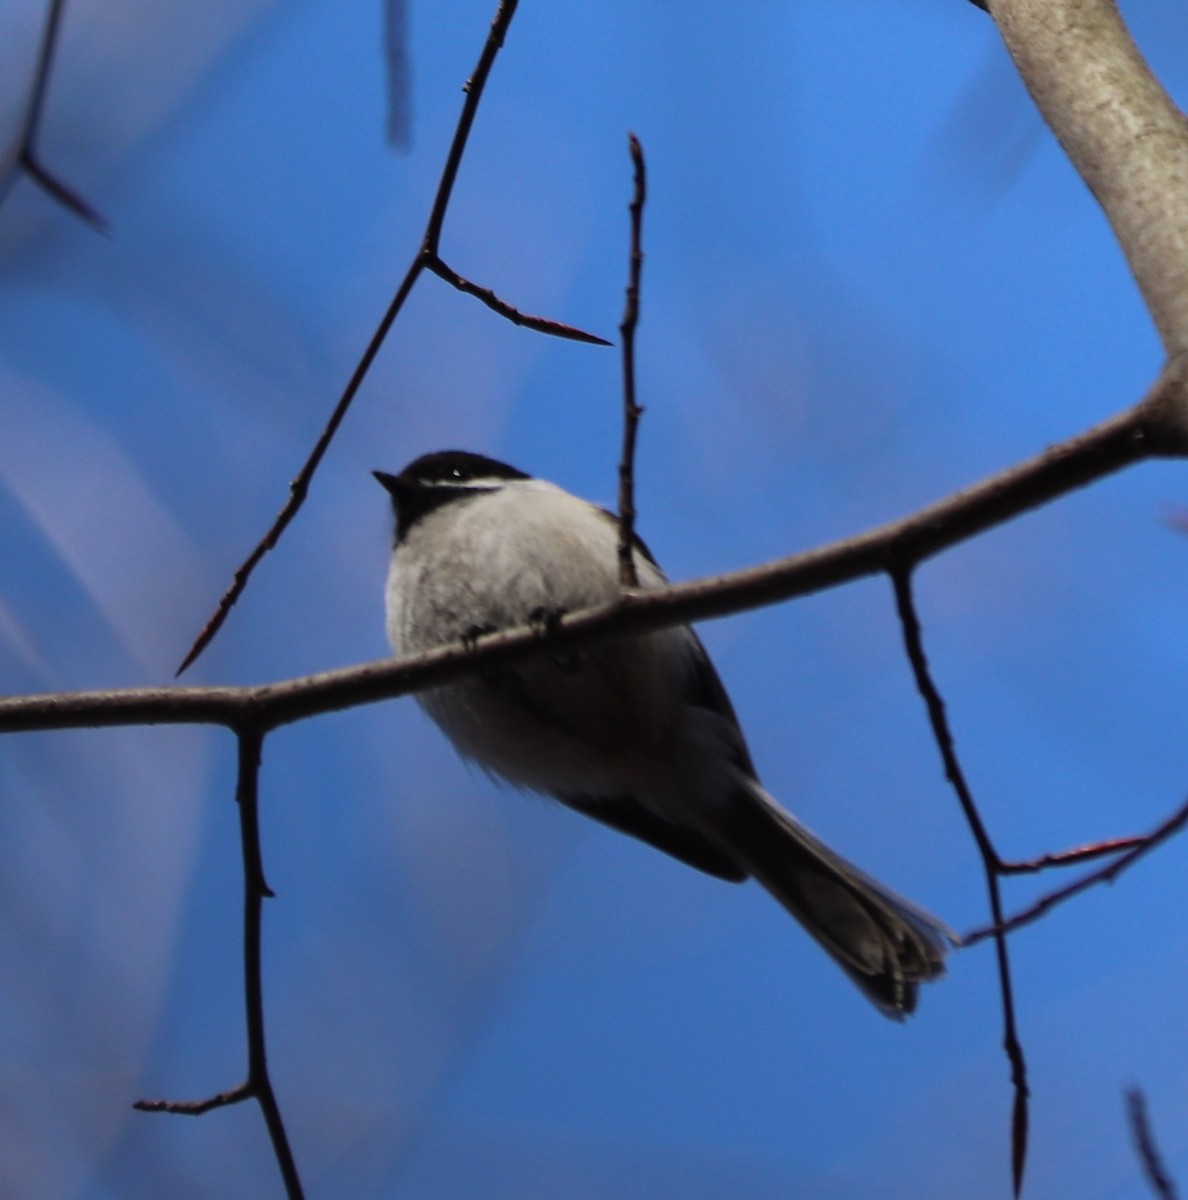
[177,0,609,675]
[425,255,610,344]
[5,364,1187,741]
[175,0,515,677]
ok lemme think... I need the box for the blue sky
[2,1,1187,1196]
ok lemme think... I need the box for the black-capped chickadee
[375,450,952,1017]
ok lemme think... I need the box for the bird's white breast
[383,479,694,801]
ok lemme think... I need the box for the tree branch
[964,790,1188,946]
[233,728,303,1199]
[890,567,1029,1195]
[134,1083,251,1117]
[0,0,107,231]
[425,255,610,344]
[990,0,1188,357]
[999,833,1147,875]
[1127,1088,1180,1200]
[617,133,647,588]
[131,730,303,1198]
[5,365,1185,740]
[177,0,609,675]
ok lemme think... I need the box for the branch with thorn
[177,0,610,676]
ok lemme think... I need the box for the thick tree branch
[990,0,1188,357]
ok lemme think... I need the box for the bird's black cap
[374,450,530,538]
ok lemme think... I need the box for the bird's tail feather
[719,785,954,1018]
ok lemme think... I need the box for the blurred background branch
[0,0,106,229]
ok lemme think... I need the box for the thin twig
[999,833,1147,874]
[890,568,1002,870]
[964,792,1188,946]
[889,566,1029,1196]
[617,133,647,587]
[0,0,107,231]
[134,1083,251,1116]
[427,255,610,344]
[1127,1088,1180,1200]
[19,149,107,231]
[177,0,609,675]
[421,0,515,256]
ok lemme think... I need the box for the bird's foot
[461,622,498,651]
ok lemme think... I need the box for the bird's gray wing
[559,791,747,881]
[681,631,758,779]
[595,507,757,779]
[560,511,756,880]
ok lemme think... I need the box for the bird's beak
[373,470,403,498]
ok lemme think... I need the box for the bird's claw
[462,622,498,651]
[528,605,567,636]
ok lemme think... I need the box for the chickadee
[375,450,952,1016]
